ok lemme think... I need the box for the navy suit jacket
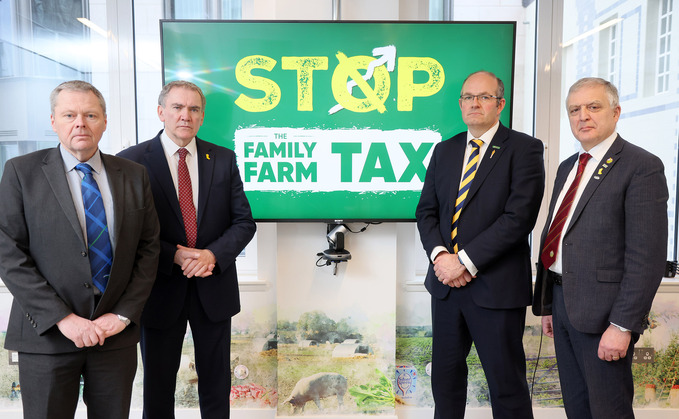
[118,131,256,328]
[0,147,160,353]
[416,123,545,308]
[532,136,668,334]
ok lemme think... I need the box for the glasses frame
[459,94,503,103]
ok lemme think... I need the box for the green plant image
[348,369,396,413]
[633,333,679,407]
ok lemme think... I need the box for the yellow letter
[332,53,390,114]
[397,57,445,111]
[282,57,328,111]
[235,55,281,112]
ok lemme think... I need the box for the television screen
[160,20,516,221]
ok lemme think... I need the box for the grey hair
[158,80,206,110]
[50,80,106,115]
[567,77,619,108]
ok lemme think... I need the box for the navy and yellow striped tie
[451,139,484,253]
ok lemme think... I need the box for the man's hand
[92,313,127,339]
[57,313,106,348]
[174,245,216,278]
[541,315,554,338]
[598,324,632,362]
[433,252,474,288]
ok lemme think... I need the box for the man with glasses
[416,70,544,418]
[533,77,668,418]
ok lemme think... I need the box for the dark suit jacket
[416,123,545,308]
[532,136,668,334]
[117,131,256,328]
[0,147,160,354]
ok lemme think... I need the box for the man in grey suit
[533,77,668,418]
[0,80,160,418]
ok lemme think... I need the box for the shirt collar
[59,145,103,173]
[579,131,617,163]
[466,121,500,146]
[161,130,197,157]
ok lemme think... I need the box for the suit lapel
[195,138,214,226]
[565,136,624,234]
[101,154,125,251]
[144,136,184,225]
[446,133,468,209]
[541,153,578,243]
[465,123,509,205]
[42,148,84,246]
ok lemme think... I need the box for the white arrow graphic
[329,45,397,115]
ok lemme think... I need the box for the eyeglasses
[459,94,502,103]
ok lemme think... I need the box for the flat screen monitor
[160,20,516,221]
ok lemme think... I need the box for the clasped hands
[57,312,125,348]
[174,244,216,278]
[433,252,474,288]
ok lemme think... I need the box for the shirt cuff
[611,322,631,333]
[458,250,478,276]
[430,246,449,263]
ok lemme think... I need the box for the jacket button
[81,251,87,257]
[83,283,91,288]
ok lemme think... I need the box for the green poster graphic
[161,21,515,221]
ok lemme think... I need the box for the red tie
[540,153,592,269]
[177,148,197,248]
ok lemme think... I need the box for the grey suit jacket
[0,146,160,354]
[532,136,668,334]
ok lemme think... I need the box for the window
[562,1,678,260]
[0,0,113,172]
[134,0,242,144]
[657,0,673,93]
[608,21,619,83]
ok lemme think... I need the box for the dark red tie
[177,148,197,248]
[540,153,592,269]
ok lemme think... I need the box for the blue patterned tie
[76,163,112,293]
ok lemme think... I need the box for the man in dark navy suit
[416,71,544,419]
[119,80,256,419]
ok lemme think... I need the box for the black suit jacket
[118,131,256,328]
[0,147,160,353]
[532,136,668,334]
[416,123,545,308]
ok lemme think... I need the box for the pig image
[284,372,348,414]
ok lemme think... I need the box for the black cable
[344,221,381,234]
[315,254,330,267]
[530,326,544,403]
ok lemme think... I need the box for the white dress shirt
[62,146,116,249]
[547,132,617,274]
[431,121,501,276]
[160,131,199,210]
